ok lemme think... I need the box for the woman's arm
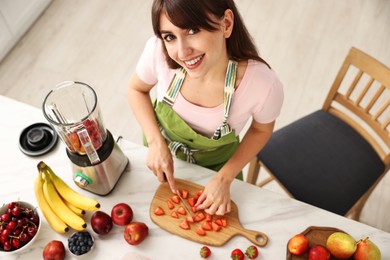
[127,73,177,193]
[195,119,275,215]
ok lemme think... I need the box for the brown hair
[152,0,270,69]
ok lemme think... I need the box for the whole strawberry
[200,246,211,258]
[231,248,245,260]
[245,245,259,259]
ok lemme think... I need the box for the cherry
[30,214,39,225]
[6,221,16,231]
[24,208,33,218]
[19,233,30,242]
[3,240,12,251]
[13,228,22,237]
[1,229,11,240]
[27,226,37,237]
[12,238,20,249]
[7,202,17,209]
[11,206,22,217]
[17,218,27,228]
[1,213,11,222]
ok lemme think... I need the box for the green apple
[326,232,357,259]
[353,237,381,260]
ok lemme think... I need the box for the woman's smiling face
[159,10,233,79]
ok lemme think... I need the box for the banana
[34,171,69,233]
[37,161,100,211]
[64,199,85,216]
[42,171,87,231]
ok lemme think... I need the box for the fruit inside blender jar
[67,119,105,154]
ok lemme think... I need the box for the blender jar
[42,81,106,164]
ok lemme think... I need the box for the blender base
[67,130,130,196]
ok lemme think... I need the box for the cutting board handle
[237,228,268,247]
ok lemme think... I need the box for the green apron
[148,60,242,180]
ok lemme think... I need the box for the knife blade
[176,189,195,218]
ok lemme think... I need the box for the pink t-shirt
[136,36,284,137]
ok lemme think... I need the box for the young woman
[128,0,283,216]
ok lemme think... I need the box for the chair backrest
[322,47,390,171]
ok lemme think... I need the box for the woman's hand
[147,140,177,193]
[194,173,233,216]
[193,119,275,215]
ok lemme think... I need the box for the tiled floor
[0,0,389,231]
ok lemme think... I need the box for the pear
[353,237,381,260]
[326,232,357,259]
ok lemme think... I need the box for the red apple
[111,203,133,226]
[124,222,149,245]
[42,240,65,260]
[288,234,309,255]
[91,211,113,235]
[309,245,331,260]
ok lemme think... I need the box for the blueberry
[68,231,93,256]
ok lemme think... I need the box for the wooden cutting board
[150,178,268,247]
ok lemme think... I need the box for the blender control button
[74,176,89,187]
[19,123,58,156]
[74,172,93,187]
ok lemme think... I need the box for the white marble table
[1,95,389,260]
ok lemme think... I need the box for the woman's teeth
[185,55,203,66]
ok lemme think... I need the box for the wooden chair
[247,47,390,220]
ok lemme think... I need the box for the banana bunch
[34,161,100,233]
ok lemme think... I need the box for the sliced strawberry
[220,217,227,227]
[179,219,190,230]
[202,221,212,231]
[196,226,206,236]
[167,200,175,210]
[194,212,206,222]
[177,206,187,215]
[214,219,222,227]
[195,189,204,200]
[191,206,198,213]
[170,211,179,218]
[171,195,180,204]
[186,216,195,223]
[211,222,221,231]
[205,213,213,222]
[215,217,227,227]
[187,197,196,207]
[154,206,165,216]
[182,189,189,199]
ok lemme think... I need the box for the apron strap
[212,60,238,140]
[163,68,186,107]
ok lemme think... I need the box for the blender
[42,81,129,195]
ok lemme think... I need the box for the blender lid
[19,123,58,156]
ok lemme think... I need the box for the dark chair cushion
[259,110,384,215]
